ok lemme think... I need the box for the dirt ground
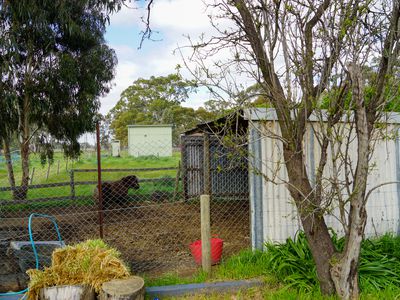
[0,199,250,278]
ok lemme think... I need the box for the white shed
[128,125,173,157]
[245,108,400,250]
[111,140,121,157]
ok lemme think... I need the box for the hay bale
[27,240,130,300]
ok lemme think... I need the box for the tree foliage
[107,74,218,145]
[0,0,119,198]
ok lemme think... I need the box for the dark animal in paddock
[94,175,140,207]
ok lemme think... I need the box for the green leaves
[264,232,318,292]
[108,73,206,145]
[0,0,118,158]
[263,232,400,293]
[358,235,400,291]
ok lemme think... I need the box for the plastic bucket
[189,238,223,265]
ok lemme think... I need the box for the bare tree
[184,0,400,298]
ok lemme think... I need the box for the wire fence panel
[0,137,250,291]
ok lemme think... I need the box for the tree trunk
[2,137,17,199]
[330,64,370,300]
[284,150,337,295]
[19,136,30,200]
[302,213,337,294]
[17,93,31,200]
[330,204,366,300]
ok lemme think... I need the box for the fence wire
[0,137,250,292]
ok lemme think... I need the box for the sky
[100,0,215,115]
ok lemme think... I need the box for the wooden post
[173,161,181,201]
[99,276,145,300]
[200,194,211,273]
[70,170,75,201]
[30,167,35,185]
[57,160,60,175]
[46,163,51,180]
[203,134,211,195]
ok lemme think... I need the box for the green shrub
[263,232,400,293]
[264,232,318,292]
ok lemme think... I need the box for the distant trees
[107,74,220,145]
[0,0,120,199]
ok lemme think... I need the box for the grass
[0,151,181,203]
[143,234,400,299]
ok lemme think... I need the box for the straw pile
[26,239,131,300]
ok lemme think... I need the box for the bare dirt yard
[1,199,250,279]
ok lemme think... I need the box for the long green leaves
[264,232,318,292]
[359,235,400,291]
[263,232,400,292]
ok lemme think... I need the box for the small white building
[127,125,173,157]
[111,140,121,157]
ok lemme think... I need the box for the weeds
[145,234,400,298]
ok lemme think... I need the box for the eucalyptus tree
[107,74,199,145]
[0,0,120,199]
[186,0,400,298]
[0,78,18,197]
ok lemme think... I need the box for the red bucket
[189,238,224,265]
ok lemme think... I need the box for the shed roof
[127,124,173,128]
[244,108,400,123]
[183,110,248,136]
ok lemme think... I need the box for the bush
[263,232,400,292]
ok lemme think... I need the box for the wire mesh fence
[0,136,250,291]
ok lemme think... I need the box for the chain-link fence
[0,136,250,291]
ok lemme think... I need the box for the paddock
[0,162,250,292]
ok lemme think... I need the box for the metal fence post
[46,163,51,180]
[96,121,104,239]
[69,170,75,201]
[30,167,35,185]
[173,161,181,201]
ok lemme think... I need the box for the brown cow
[94,175,140,207]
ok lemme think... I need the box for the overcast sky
[100,0,215,114]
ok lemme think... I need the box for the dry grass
[26,239,130,300]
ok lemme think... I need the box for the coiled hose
[0,213,63,298]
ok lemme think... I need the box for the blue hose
[0,213,63,298]
[28,213,63,270]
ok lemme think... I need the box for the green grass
[0,151,182,203]
[144,271,209,287]
[144,234,400,299]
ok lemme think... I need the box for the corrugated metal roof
[244,108,400,124]
[127,124,173,128]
